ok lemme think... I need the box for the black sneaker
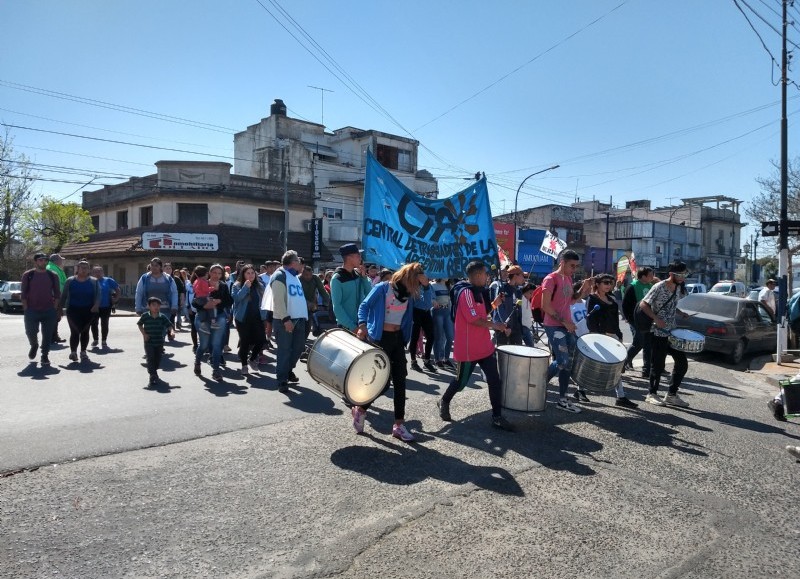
[768,399,787,422]
[423,359,438,373]
[437,399,452,421]
[410,360,423,372]
[149,374,159,387]
[573,390,591,403]
[212,370,222,381]
[40,353,50,367]
[278,381,289,393]
[287,372,300,383]
[641,370,651,378]
[491,415,515,432]
[615,396,638,409]
[194,362,201,376]
[28,344,38,360]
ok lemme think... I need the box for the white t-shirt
[520,294,533,328]
[570,300,589,337]
[759,287,776,311]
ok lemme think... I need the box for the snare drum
[571,334,627,392]
[668,329,705,353]
[306,328,391,406]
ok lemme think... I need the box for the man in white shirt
[759,279,777,318]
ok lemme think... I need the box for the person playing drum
[638,261,690,408]
[586,274,638,408]
[355,263,425,442]
[437,260,516,431]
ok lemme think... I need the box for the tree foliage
[22,197,95,253]
[0,129,35,273]
[746,158,800,255]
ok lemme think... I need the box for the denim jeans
[521,326,534,347]
[195,312,227,370]
[544,325,577,398]
[24,308,57,354]
[432,307,454,361]
[275,318,307,383]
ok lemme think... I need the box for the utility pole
[308,85,334,126]
[283,159,289,254]
[605,196,612,273]
[778,0,790,363]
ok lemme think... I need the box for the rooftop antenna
[308,85,334,126]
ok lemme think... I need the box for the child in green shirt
[137,297,174,387]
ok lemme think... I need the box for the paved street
[1,310,799,578]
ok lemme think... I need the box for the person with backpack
[541,249,594,413]
[437,260,515,431]
[59,260,101,363]
[21,252,61,367]
[621,267,656,377]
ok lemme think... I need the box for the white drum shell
[497,345,550,412]
[306,329,391,406]
[668,329,705,353]
[571,334,627,392]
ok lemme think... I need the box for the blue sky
[2,0,798,248]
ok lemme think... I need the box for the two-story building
[61,160,317,299]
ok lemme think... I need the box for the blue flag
[363,151,498,278]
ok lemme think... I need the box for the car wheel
[1,300,8,314]
[728,339,746,364]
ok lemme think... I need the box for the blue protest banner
[362,151,498,278]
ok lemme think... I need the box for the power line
[414,1,629,132]
[0,80,237,133]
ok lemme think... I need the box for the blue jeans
[24,308,57,354]
[432,307,454,361]
[275,318,307,383]
[195,312,227,370]
[521,326,534,347]
[544,325,577,398]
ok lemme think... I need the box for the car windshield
[680,295,740,318]
[710,284,731,293]
[9,282,20,291]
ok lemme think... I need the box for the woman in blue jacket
[355,262,426,442]
[231,264,268,375]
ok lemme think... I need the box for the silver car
[0,281,22,313]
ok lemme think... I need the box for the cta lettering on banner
[362,151,498,278]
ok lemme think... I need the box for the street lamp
[743,241,751,285]
[514,165,560,228]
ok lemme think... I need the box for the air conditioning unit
[329,225,360,241]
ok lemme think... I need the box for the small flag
[629,252,637,274]
[540,231,567,259]
[497,244,511,267]
[616,256,630,283]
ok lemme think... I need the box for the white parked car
[685,283,707,294]
[0,281,22,313]
[709,280,747,298]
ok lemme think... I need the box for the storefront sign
[141,232,219,251]
[311,218,323,259]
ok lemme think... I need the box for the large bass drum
[668,329,705,353]
[571,334,627,392]
[306,328,390,406]
[497,345,550,412]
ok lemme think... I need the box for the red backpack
[530,279,557,324]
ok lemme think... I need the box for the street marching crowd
[16,244,800,455]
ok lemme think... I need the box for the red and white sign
[539,231,567,259]
[493,221,516,262]
[141,232,219,251]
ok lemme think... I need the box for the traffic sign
[787,220,800,237]
[762,221,779,237]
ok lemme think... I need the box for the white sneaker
[645,393,666,406]
[786,446,800,459]
[392,423,415,442]
[556,398,582,413]
[664,394,690,408]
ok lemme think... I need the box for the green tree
[0,129,35,276]
[22,197,95,253]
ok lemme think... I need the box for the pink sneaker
[392,423,415,442]
[351,406,365,434]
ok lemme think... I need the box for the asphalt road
[1,310,799,578]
